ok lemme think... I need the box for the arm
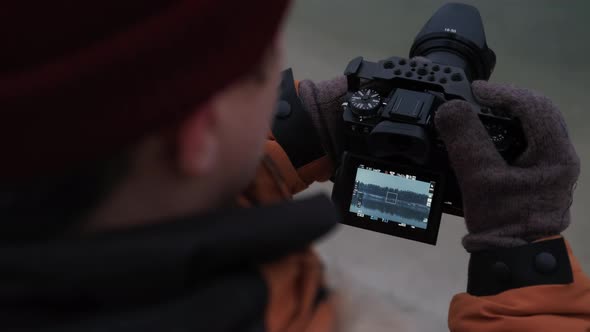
[435,81,590,331]
[270,70,590,330]
[449,238,590,331]
[269,69,346,195]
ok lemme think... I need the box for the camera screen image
[349,165,436,229]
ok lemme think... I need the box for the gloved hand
[296,58,430,164]
[298,77,348,163]
[435,81,580,252]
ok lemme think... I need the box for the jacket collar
[0,194,338,324]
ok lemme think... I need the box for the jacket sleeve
[240,72,335,203]
[449,239,590,331]
[238,136,333,207]
[269,70,337,193]
[237,139,337,332]
[269,133,334,191]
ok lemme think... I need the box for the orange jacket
[247,136,590,331]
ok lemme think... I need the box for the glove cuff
[272,69,325,169]
[467,237,573,296]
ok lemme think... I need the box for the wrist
[466,237,573,296]
[272,69,325,169]
[463,231,567,253]
[462,210,572,253]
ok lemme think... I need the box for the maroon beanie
[0,0,290,181]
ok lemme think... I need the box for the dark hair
[0,152,130,242]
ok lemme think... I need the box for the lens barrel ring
[410,32,496,81]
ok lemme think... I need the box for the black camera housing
[332,3,526,244]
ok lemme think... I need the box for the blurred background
[284,1,590,330]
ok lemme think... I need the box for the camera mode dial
[350,89,381,118]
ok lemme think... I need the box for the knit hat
[0,0,290,181]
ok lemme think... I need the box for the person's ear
[176,104,220,177]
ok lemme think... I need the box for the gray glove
[435,81,580,252]
[298,77,348,163]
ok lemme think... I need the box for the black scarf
[0,195,338,332]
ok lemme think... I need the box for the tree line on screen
[359,198,429,223]
[356,182,428,205]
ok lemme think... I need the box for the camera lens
[408,3,496,81]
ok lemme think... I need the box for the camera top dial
[349,89,381,118]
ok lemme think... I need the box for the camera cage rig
[328,3,529,244]
[339,55,525,217]
[344,55,511,125]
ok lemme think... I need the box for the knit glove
[298,77,348,163]
[435,81,580,252]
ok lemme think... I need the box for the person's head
[82,39,285,231]
[0,0,291,237]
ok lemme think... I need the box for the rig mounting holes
[451,73,463,81]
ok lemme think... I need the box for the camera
[332,3,525,245]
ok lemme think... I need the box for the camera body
[331,3,525,245]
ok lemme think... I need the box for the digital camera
[332,3,525,245]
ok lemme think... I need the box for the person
[0,0,588,331]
